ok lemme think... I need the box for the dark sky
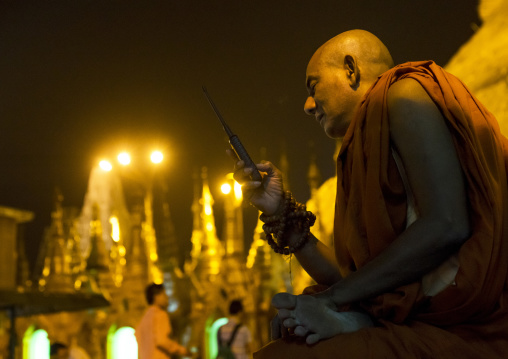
[0,0,480,265]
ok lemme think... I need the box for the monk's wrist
[259,191,316,255]
[287,229,317,253]
[262,192,285,217]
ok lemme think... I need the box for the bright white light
[29,329,49,359]
[99,160,113,171]
[117,152,131,165]
[150,151,163,164]
[221,183,232,194]
[111,327,137,359]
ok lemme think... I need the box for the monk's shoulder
[387,78,431,109]
[387,77,446,143]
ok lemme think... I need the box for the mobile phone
[202,86,262,182]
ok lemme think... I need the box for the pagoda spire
[185,167,225,357]
[155,180,180,272]
[199,167,223,276]
[222,173,244,258]
[84,203,114,298]
[16,228,32,290]
[120,201,151,315]
[86,203,109,272]
[188,167,204,273]
[39,188,74,292]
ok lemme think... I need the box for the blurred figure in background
[217,300,252,359]
[135,283,188,359]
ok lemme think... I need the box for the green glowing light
[208,317,228,359]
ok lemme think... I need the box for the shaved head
[313,29,393,83]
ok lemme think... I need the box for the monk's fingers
[306,333,321,345]
[226,148,240,162]
[272,292,297,309]
[280,324,290,339]
[270,314,289,340]
[270,315,281,340]
[231,159,246,178]
[277,308,293,321]
[293,325,309,337]
[256,160,279,172]
[232,163,263,189]
[282,318,303,330]
[239,178,263,190]
[226,149,240,162]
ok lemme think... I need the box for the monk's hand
[272,292,374,345]
[228,149,283,215]
[270,313,290,341]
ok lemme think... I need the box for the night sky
[0,0,480,266]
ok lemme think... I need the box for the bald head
[304,30,394,138]
[313,30,393,84]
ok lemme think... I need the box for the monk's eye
[310,83,317,95]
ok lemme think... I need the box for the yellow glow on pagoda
[200,168,222,275]
[110,216,120,242]
[204,204,212,216]
[234,181,242,201]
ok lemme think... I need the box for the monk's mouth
[317,114,324,126]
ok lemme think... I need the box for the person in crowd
[135,283,188,359]
[217,300,252,359]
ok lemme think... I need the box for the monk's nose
[304,97,316,115]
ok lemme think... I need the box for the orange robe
[254,61,508,358]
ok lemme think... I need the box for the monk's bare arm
[320,78,470,307]
[293,233,342,285]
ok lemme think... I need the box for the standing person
[217,300,252,359]
[135,283,188,359]
[232,29,508,358]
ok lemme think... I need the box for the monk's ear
[344,55,360,88]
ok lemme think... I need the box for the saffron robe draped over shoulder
[254,61,508,358]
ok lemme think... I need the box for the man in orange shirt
[135,283,188,359]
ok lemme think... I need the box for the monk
[232,30,508,358]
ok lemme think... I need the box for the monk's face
[304,51,359,139]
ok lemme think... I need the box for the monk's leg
[255,321,493,359]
